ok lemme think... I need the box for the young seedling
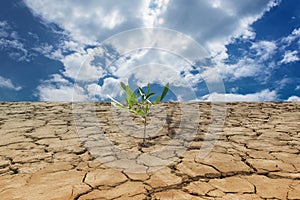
[108,82,169,147]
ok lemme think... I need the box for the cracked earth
[0,102,299,200]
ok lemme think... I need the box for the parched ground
[0,102,299,200]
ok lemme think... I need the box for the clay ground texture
[0,102,299,200]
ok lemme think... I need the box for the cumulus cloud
[159,0,279,58]
[0,75,22,91]
[200,89,277,102]
[210,44,275,82]
[86,77,122,100]
[220,58,263,81]
[43,74,70,84]
[38,84,87,101]
[24,0,279,56]
[61,49,105,82]
[37,74,87,101]
[24,0,280,101]
[24,0,146,45]
[286,96,300,102]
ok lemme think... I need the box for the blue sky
[0,0,299,102]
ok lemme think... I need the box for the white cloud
[0,75,22,91]
[286,96,300,102]
[44,74,70,84]
[200,89,277,102]
[38,84,87,101]
[32,43,54,57]
[210,39,279,82]
[280,50,300,64]
[210,24,300,83]
[158,0,278,58]
[61,49,105,82]
[127,64,186,87]
[230,87,239,93]
[37,74,87,101]
[38,76,122,101]
[208,56,265,82]
[0,21,30,62]
[281,28,300,46]
[86,83,102,99]
[112,49,191,84]
[200,67,225,84]
[0,38,30,62]
[24,0,280,101]
[250,40,277,61]
[0,21,9,37]
[211,26,299,82]
[277,28,300,61]
[24,0,279,55]
[24,0,146,45]
[86,77,122,100]
[141,0,169,27]
[276,77,291,89]
[61,40,85,53]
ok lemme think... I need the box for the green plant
[108,82,169,146]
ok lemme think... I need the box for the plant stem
[143,116,147,145]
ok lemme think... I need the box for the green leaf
[124,85,137,108]
[138,87,145,102]
[113,83,169,125]
[135,108,145,116]
[113,102,128,110]
[128,98,134,108]
[107,95,129,111]
[147,83,150,95]
[146,92,155,99]
[160,83,169,101]
[125,85,134,97]
[121,82,127,91]
[138,87,144,97]
[139,87,145,95]
[155,96,161,104]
